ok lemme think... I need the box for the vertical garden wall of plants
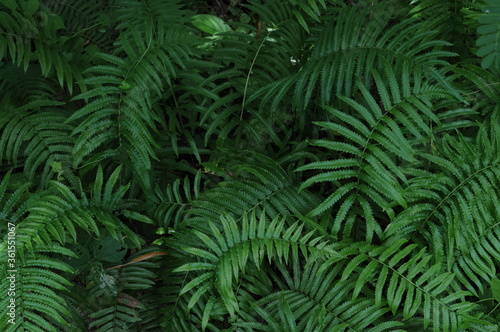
[1,0,500,331]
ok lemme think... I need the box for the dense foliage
[1,0,500,330]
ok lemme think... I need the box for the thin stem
[235,29,273,148]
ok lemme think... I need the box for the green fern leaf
[477,0,500,69]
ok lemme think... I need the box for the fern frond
[113,0,189,29]
[237,259,404,332]
[334,239,480,330]
[419,120,500,298]
[198,1,307,146]
[88,302,143,332]
[169,211,342,323]
[252,5,463,112]
[185,153,321,229]
[146,171,201,230]
[0,99,74,185]
[15,165,151,257]
[80,248,160,331]
[0,169,30,226]
[238,239,482,331]
[0,64,57,103]
[297,62,468,242]
[453,64,500,109]
[68,2,201,189]
[43,0,115,52]
[378,116,500,323]
[476,0,500,69]
[0,2,87,93]
[0,245,76,331]
[409,0,481,62]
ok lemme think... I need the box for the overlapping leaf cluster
[1,0,500,331]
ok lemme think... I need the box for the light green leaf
[491,277,500,302]
[20,0,39,16]
[1,0,18,10]
[192,14,231,35]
